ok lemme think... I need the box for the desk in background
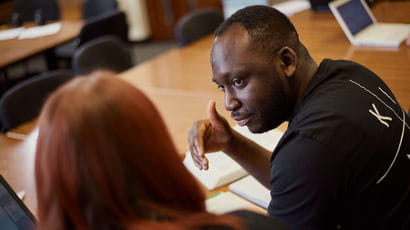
[0,1,409,216]
[0,20,82,69]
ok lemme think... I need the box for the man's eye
[232,78,243,87]
[217,84,225,91]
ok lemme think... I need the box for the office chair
[82,0,118,20]
[174,9,224,46]
[72,36,133,75]
[11,0,60,24]
[0,70,73,132]
[54,10,129,61]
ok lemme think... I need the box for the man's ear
[277,46,297,78]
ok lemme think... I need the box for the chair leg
[44,49,58,70]
[0,68,10,94]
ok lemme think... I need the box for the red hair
[35,71,240,230]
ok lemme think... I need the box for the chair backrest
[78,10,128,47]
[12,0,60,23]
[82,0,118,20]
[0,70,73,132]
[72,36,133,75]
[174,9,224,46]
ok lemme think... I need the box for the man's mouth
[233,114,252,126]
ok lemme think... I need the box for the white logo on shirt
[369,103,392,127]
[348,80,409,184]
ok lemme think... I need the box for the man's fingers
[190,146,209,170]
[201,157,209,170]
[192,151,208,170]
[188,121,210,170]
[192,153,203,169]
[188,139,202,169]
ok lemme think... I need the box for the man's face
[211,24,289,133]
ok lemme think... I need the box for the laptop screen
[0,176,35,230]
[337,0,373,35]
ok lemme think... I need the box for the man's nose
[224,91,241,111]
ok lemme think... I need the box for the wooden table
[0,20,82,68]
[0,1,409,216]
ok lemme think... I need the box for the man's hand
[188,100,232,170]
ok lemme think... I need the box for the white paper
[229,175,271,209]
[183,125,284,189]
[18,22,61,39]
[232,125,284,152]
[0,27,24,40]
[272,0,311,16]
[183,151,248,189]
[206,191,265,214]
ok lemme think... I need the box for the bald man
[188,5,409,229]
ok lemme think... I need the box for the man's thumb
[207,100,222,125]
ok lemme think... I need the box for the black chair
[0,70,73,132]
[55,10,129,61]
[72,36,133,75]
[11,0,60,24]
[82,0,118,20]
[174,9,224,46]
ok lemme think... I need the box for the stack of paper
[183,151,248,189]
[18,22,61,39]
[0,23,61,40]
[183,125,284,189]
[0,28,24,40]
[229,175,271,209]
[232,125,284,152]
[206,191,266,214]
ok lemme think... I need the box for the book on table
[229,175,271,209]
[183,125,284,189]
[205,191,266,214]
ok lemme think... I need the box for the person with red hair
[34,70,287,230]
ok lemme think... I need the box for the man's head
[211,5,305,133]
[215,5,300,61]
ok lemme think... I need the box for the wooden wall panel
[58,0,83,20]
[196,0,223,12]
[145,0,222,40]
[0,0,14,24]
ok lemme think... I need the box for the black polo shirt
[268,59,409,229]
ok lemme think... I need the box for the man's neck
[295,56,318,101]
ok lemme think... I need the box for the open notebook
[229,175,271,209]
[183,125,284,189]
[206,191,266,214]
[0,175,35,230]
[329,0,410,47]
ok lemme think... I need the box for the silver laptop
[329,0,410,47]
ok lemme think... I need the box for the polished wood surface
[0,1,409,216]
[292,2,410,110]
[0,20,82,68]
[0,130,37,214]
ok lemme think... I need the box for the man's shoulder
[291,59,401,145]
[317,59,381,85]
[324,59,371,72]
